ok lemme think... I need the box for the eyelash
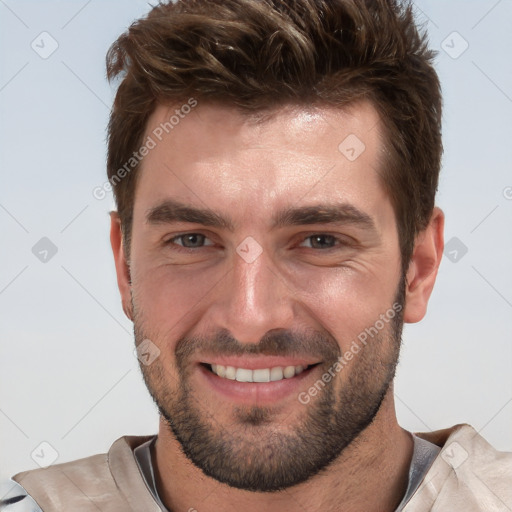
[164,233,351,251]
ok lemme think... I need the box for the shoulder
[8,435,156,511]
[407,424,512,511]
[419,423,512,475]
[0,479,42,511]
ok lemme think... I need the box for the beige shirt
[8,424,512,511]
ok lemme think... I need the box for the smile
[198,360,322,404]
[208,364,309,382]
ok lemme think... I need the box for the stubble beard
[134,281,405,492]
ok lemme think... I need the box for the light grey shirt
[133,432,441,511]
[0,432,439,511]
[395,433,441,511]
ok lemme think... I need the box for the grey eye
[302,235,338,249]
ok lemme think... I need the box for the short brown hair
[106,0,442,271]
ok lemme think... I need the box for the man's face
[127,101,405,491]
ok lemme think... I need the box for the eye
[166,233,214,249]
[299,234,342,249]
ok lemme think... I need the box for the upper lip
[200,357,320,370]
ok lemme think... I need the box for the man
[3,0,511,510]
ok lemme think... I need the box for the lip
[197,362,318,404]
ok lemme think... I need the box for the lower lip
[198,364,316,405]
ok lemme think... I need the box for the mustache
[175,328,342,365]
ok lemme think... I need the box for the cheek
[287,264,399,349]
[132,261,227,333]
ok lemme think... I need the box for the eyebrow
[146,200,235,230]
[145,199,377,232]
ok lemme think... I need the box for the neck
[153,387,413,512]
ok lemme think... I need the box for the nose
[206,242,296,345]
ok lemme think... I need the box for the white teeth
[225,366,236,380]
[235,368,253,382]
[283,366,296,378]
[210,364,308,382]
[253,369,270,383]
[270,367,283,381]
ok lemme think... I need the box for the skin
[110,100,444,512]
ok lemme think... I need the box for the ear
[403,207,444,323]
[110,212,133,321]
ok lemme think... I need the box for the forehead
[134,101,391,227]
[144,100,382,162]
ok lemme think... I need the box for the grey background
[1,0,511,479]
